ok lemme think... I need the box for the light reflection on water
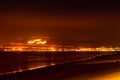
[94,72,120,80]
[0,51,113,75]
[89,71,120,80]
[0,52,55,75]
[62,71,120,80]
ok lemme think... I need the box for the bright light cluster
[75,47,116,52]
[27,39,47,45]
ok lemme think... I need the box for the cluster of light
[2,40,120,52]
[12,47,23,51]
[4,47,23,51]
[75,47,116,52]
[3,46,119,52]
[27,39,47,45]
[50,47,56,51]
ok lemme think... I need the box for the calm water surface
[0,51,113,75]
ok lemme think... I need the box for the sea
[0,51,113,75]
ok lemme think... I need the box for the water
[0,51,112,75]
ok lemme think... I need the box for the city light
[50,47,56,51]
[28,39,47,45]
[0,38,120,52]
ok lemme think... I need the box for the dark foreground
[1,61,120,80]
[1,52,120,80]
[0,51,106,75]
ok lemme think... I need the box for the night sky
[0,0,120,46]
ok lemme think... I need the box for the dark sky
[0,0,120,46]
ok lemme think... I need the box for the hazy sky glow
[0,1,120,46]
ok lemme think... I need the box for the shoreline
[1,52,120,80]
[1,61,120,80]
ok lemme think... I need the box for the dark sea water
[0,51,112,75]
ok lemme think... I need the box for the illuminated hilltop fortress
[27,39,47,45]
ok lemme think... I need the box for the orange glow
[18,48,22,51]
[28,65,48,71]
[28,39,47,45]
[1,38,119,52]
[90,71,120,80]
[50,47,56,51]
[12,47,15,51]
[11,47,23,51]
[75,47,116,52]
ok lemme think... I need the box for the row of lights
[3,47,118,52]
